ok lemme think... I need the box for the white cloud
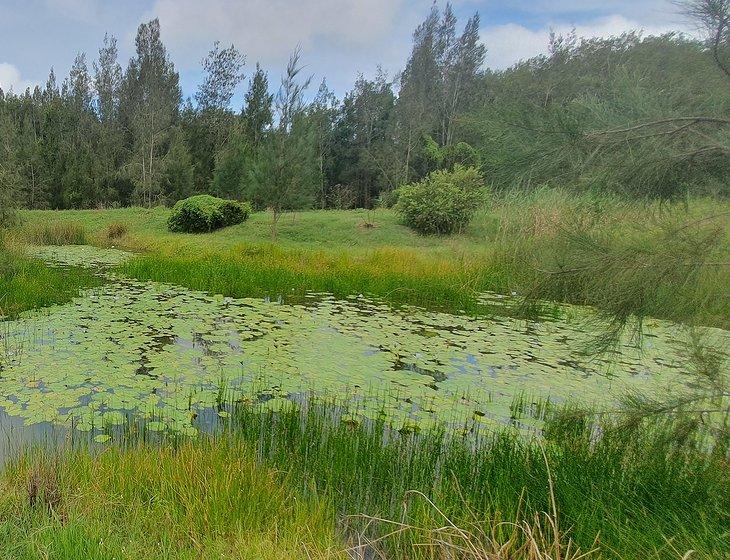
[150,0,413,70]
[484,14,688,69]
[0,63,36,93]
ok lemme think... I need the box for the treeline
[0,2,728,214]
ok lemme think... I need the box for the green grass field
[13,190,730,326]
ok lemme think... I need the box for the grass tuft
[105,221,128,240]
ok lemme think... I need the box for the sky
[0,0,696,105]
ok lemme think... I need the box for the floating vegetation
[24,244,133,268]
[0,245,726,440]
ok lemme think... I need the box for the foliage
[195,41,244,111]
[242,63,274,149]
[0,7,728,212]
[160,128,195,201]
[211,126,249,199]
[442,141,481,170]
[246,49,320,236]
[167,194,251,233]
[523,211,729,344]
[466,32,730,199]
[423,136,481,172]
[395,165,486,234]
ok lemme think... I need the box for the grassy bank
[15,190,730,326]
[0,237,100,319]
[1,400,727,559]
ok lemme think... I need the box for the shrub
[395,166,486,234]
[106,222,128,240]
[167,195,252,233]
[23,221,87,245]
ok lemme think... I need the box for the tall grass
[0,400,726,559]
[117,193,729,327]
[0,442,343,559]
[20,221,87,246]
[119,246,500,314]
[491,188,730,330]
[221,399,728,559]
[15,195,730,328]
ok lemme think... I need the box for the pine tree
[331,71,397,206]
[120,19,182,207]
[195,42,245,111]
[211,125,249,199]
[242,63,273,149]
[309,79,338,207]
[95,34,122,124]
[397,4,485,179]
[94,34,125,205]
[248,50,319,237]
[0,106,21,224]
[161,128,195,200]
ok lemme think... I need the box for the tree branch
[585,117,730,138]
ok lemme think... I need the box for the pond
[1,245,726,446]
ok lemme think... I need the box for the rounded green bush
[167,195,252,233]
[395,166,486,235]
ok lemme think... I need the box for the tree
[331,71,397,207]
[396,4,485,183]
[309,79,338,207]
[62,53,99,208]
[682,0,730,77]
[17,104,47,208]
[120,19,182,206]
[211,126,248,199]
[69,53,93,112]
[210,63,273,201]
[195,41,245,111]
[463,32,729,198]
[0,106,21,224]
[247,49,319,237]
[242,63,274,149]
[160,128,195,200]
[95,34,122,124]
[187,42,244,191]
[94,34,125,205]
